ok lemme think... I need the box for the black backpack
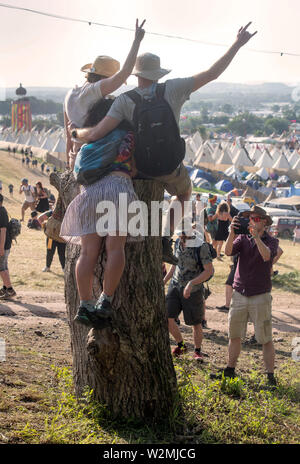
[126,83,186,177]
[8,218,21,242]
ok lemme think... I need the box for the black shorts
[226,265,236,286]
[166,285,204,326]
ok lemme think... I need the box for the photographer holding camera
[216,206,279,386]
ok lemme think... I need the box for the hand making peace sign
[135,18,146,42]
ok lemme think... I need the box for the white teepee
[273,154,290,170]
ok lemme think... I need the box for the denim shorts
[0,249,10,272]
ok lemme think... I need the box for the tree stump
[50,171,178,421]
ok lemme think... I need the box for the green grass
[13,360,300,445]
[272,271,300,295]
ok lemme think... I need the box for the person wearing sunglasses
[213,206,279,387]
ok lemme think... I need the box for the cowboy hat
[132,53,171,81]
[81,56,120,77]
[241,205,273,226]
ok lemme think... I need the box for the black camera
[234,212,250,235]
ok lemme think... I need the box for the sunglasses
[249,216,263,223]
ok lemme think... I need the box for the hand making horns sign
[235,22,258,47]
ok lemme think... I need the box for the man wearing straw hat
[64,19,146,169]
[75,23,257,263]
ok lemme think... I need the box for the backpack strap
[125,90,143,106]
[155,83,166,100]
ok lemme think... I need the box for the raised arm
[192,22,257,92]
[100,19,146,97]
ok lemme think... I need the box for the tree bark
[51,171,178,421]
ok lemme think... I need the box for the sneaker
[95,298,113,319]
[193,351,204,362]
[216,305,229,312]
[201,319,208,329]
[0,288,7,299]
[5,288,16,299]
[42,267,50,272]
[172,344,188,357]
[162,237,178,265]
[74,304,111,329]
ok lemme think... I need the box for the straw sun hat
[81,56,120,77]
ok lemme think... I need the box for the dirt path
[1,291,299,334]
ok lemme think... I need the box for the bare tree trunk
[51,172,178,421]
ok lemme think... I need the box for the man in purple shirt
[215,206,279,386]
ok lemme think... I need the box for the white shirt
[22,185,35,203]
[64,81,103,128]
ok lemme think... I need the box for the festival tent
[255,151,274,169]
[187,137,198,154]
[25,133,40,148]
[5,133,16,143]
[224,166,242,180]
[190,168,205,182]
[193,178,211,189]
[185,141,196,164]
[273,155,290,170]
[215,179,234,192]
[53,137,66,155]
[192,131,203,150]
[227,188,244,197]
[288,150,300,167]
[216,148,232,165]
[256,167,269,181]
[294,182,300,188]
[194,146,214,165]
[250,146,262,163]
[212,145,222,161]
[203,140,214,155]
[40,136,56,152]
[232,148,253,167]
[293,158,300,170]
[16,132,29,145]
[270,148,281,162]
[288,185,300,197]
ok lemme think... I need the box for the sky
[0,0,300,94]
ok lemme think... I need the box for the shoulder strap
[156,83,166,100]
[194,246,202,267]
[125,90,143,106]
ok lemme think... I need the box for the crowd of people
[1,19,296,387]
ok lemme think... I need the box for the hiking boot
[162,237,178,265]
[95,298,113,319]
[193,351,204,362]
[216,305,229,312]
[5,288,16,299]
[42,267,50,272]
[172,344,188,357]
